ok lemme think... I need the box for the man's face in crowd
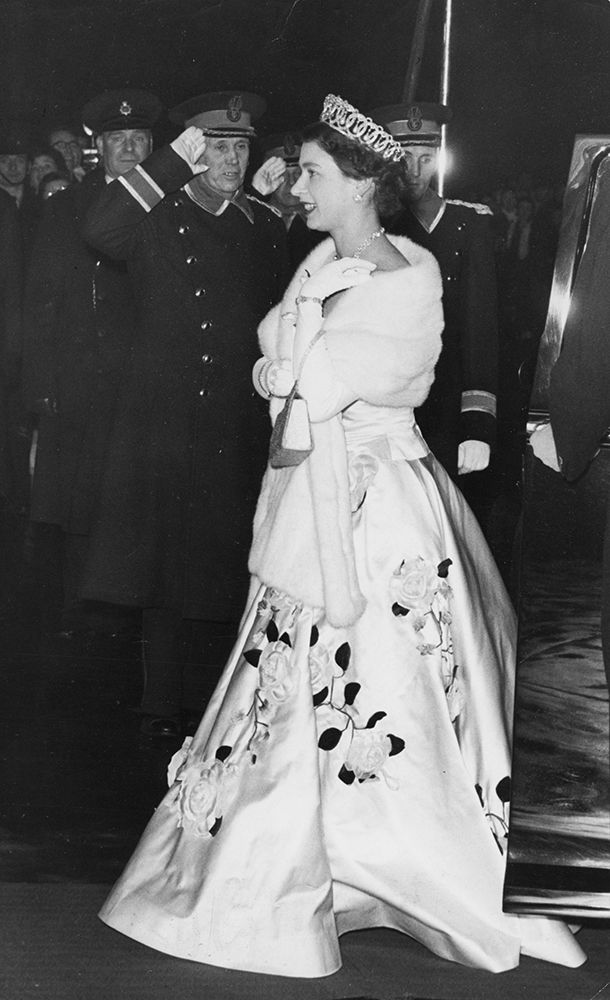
[271,162,302,212]
[49,129,82,174]
[96,129,153,179]
[199,136,250,198]
[400,144,438,203]
[29,153,58,193]
[0,153,29,187]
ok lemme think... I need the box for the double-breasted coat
[23,170,137,532]
[80,147,288,620]
[387,200,499,476]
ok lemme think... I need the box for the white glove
[457,439,491,474]
[252,156,287,196]
[170,126,209,174]
[530,423,560,472]
[253,357,293,399]
[298,257,376,303]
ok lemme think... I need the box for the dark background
[2,0,610,195]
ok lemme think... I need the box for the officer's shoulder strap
[445,198,493,216]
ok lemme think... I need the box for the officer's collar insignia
[119,101,132,117]
[407,106,423,132]
[227,95,243,122]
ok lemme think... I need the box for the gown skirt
[99,405,586,976]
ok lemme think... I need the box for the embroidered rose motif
[170,757,240,837]
[309,644,331,690]
[348,452,378,512]
[390,556,439,611]
[258,640,294,704]
[344,729,391,781]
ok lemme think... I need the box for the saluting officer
[80,91,288,737]
[252,131,323,270]
[370,102,499,480]
[23,89,162,633]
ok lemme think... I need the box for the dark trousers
[140,609,236,718]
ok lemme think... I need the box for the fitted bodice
[342,400,430,461]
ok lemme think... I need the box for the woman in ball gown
[98,95,586,977]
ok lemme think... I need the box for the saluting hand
[170,126,209,174]
[252,156,287,197]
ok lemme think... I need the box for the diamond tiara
[320,94,405,163]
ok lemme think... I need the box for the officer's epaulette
[446,199,493,216]
[246,194,283,218]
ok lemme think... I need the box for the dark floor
[1,533,610,998]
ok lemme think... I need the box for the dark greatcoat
[386,201,499,476]
[0,189,23,502]
[80,147,289,621]
[22,170,136,533]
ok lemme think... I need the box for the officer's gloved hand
[252,156,287,197]
[170,127,209,175]
[530,423,560,472]
[457,439,490,474]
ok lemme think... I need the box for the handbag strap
[294,328,326,385]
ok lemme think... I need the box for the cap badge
[283,133,298,158]
[119,101,132,117]
[407,106,423,132]
[227,95,243,123]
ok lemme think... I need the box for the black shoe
[139,715,182,738]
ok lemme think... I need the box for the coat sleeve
[0,195,23,388]
[458,210,499,447]
[82,146,194,260]
[550,182,610,482]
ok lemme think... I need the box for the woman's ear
[355,177,375,202]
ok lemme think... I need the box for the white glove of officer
[457,439,491,474]
[252,156,287,197]
[529,423,560,472]
[170,126,209,174]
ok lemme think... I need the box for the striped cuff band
[461,390,497,417]
[118,164,165,213]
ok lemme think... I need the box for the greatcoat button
[195,287,206,297]
[186,255,197,264]
[200,320,212,331]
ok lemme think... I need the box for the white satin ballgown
[99,402,586,976]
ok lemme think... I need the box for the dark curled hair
[301,121,407,218]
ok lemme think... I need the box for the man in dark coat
[22,89,162,632]
[0,187,24,616]
[370,103,499,480]
[80,91,289,737]
[251,131,324,271]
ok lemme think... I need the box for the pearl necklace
[353,226,385,259]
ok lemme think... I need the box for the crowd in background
[0,118,565,634]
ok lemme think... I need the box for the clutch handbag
[268,329,325,469]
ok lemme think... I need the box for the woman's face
[291,140,361,231]
[29,155,57,192]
